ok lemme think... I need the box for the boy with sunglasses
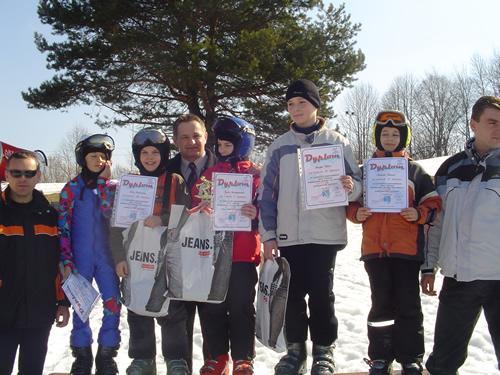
[111,128,191,375]
[0,151,70,375]
[58,134,121,375]
[259,79,362,375]
[346,111,441,375]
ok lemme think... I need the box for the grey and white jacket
[258,120,362,247]
[422,139,500,281]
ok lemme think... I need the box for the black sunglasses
[7,169,38,178]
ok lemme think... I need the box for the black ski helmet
[75,134,115,167]
[372,110,412,152]
[132,128,170,173]
[212,116,255,161]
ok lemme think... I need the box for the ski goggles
[213,117,255,136]
[132,129,167,146]
[84,134,115,151]
[7,169,38,178]
[375,111,408,127]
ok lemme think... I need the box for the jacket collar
[373,150,408,158]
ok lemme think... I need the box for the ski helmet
[75,134,115,167]
[212,116,256,161]
[372,110,412,151]
[132,128,170,173]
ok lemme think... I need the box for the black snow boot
[274,342,307,375]
[95,345,119,375]
[70,346,93,375]
[166,359,190,375]
[401,362,424,375]
[365,359,393,375]
[311,344,335,375]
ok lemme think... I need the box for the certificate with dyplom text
[299,145,347,210]
[364,157,408,212]
[112,174,158,228]
[213,172,253,231]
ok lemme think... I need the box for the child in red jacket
[191,116,260,375]
[346,111,441,375]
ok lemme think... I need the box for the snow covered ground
[40,224,498,374]
[13,157,500,374]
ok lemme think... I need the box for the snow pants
[364,258,424,364]
[426,278,500,374]
[70,255,121,348]
[199,262,258,361]
[0,325,52,375]
[279,243,340,346]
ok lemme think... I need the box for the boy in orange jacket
[347,111,441,375]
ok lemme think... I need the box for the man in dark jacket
[162,113,217,375]
[0,151,69,375]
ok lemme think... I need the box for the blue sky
[1,1,499,167]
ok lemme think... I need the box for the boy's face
[287,97,318,128]
[471,107,500,155]
[380,127,401,152]
[140,146,161,172]
[85,152,107,173]
[217,140,234,157]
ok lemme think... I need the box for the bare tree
[488,51,500,96]
[471,54,491,97]
[40,127,88,182]
[414,73,461,158]
[382,74,420,155]
[454,67,475,143]
[339,83,380,163]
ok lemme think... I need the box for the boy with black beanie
[259,79,362,375]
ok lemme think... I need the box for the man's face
[6,157,40,203]
[174,120,208,162]
[471,107,500,155]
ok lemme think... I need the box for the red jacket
[192,160,261,265]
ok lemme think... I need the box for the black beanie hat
[285,79,321,108]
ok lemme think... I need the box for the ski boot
[95,346,119,375]
[166,359,190,375]
[232,360,254,375]
[274,342,307,375]
[364,358,393,375]
[311,344,335,375]
[70,346,93,375]
[126,358,157,375]
[200,353,230,374]
[401,362,424,375]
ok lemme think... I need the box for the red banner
[0,141,26,181]
[0,142,48,181]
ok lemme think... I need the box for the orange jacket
[346,151,441,261]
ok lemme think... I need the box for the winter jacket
[191,160,261,265]
[258,118,362,247]
[58,175,115,268]
[0,187,66,329]
[346,150,441,261]
[110,171,191,265]
[422,139,500,281]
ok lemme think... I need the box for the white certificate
[62,272,101,323]
[300,145,347,209]
[364,157,408,212]
[212,172,253,231]
[112,174,158,228]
